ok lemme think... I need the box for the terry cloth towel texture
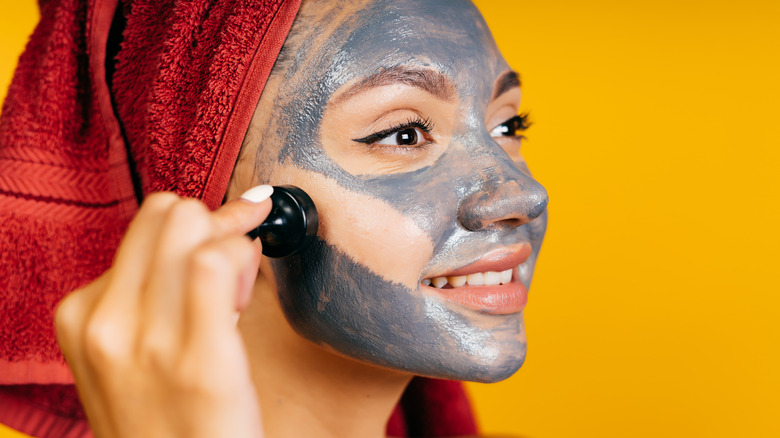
[0,0,478,437]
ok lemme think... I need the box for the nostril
[499,218,526,228]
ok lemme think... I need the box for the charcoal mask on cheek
[259,0,548,382]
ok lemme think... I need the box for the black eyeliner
[352,117,434,144]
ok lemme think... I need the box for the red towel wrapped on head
[0,0,478,436]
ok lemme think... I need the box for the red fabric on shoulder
[400,378,479,437]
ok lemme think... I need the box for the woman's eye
[352,117,435,149]
[490,114,530,138]
[376,127,426,146]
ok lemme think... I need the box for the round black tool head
[246,185,318,258]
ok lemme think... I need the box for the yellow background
[1,1,778,437]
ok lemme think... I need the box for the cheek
[270,167,434,289]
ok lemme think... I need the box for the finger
[212,185,274,237]
[140,198,214,355]
[54,274,118,432]
[183,235,259,346]
[107,192,180,309]
[55,273,110,359]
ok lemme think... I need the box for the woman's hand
[55,186,274,438]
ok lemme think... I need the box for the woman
[0,0,547,436]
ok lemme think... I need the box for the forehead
[286,0,509,98]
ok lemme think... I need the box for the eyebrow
[493,71,522,100]
[332,66,457,104]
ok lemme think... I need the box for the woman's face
[243,0,547,383]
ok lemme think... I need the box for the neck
[240,275,412,438]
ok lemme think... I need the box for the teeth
[424,266,519,289]
[466,272,484,286]
[448,275,467,287]
[483,271,501,286]
[432,277,448,289]
[500,268,512,284]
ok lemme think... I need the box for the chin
[461,344,527,383]
[416,311,528,383]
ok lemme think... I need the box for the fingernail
[234,312,241,326]
[240,185,274,204]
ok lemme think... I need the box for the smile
[420,244,533,315]
[422,267,515,289]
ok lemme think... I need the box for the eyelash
[352,116,435,149]
[492,113,531,139]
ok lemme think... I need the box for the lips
[421,243,532,315]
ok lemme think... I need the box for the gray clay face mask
[254,0,548,382]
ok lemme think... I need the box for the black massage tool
[246,185,318,258]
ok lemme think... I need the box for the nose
[457,166,548,231]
